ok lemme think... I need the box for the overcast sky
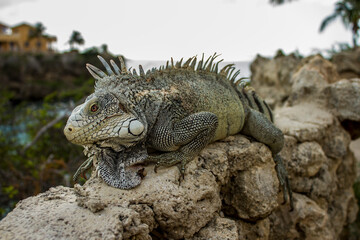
[0,0,351,61]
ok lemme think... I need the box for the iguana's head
[64,90,145,147]
[64,55,148,148]
[64,56,149,189]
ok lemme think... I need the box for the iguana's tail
[233,85,274,123]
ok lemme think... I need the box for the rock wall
[252,53,360,239]
[331,48,360,79]
[0,134,280,240]
[0,54,359,239]
[250,52,302,107]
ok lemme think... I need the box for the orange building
[0,22,57,53]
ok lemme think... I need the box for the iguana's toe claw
[176,164,185,181]
[154,164,159,173]
[81,172,88,180]
[147,153,184,175]
[180,162,186,180]
[180,170,185,180]
[274,154,294,211]
[286,177,294,211]
[145,156,160,173]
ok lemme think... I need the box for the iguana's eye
[90,103,99,112]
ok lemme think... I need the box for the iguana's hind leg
[146,112,218,175]
[241,108,293,210]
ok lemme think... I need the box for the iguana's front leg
[146,112,218,175]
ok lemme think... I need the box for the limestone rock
[282,55,360,134]
[275,103,335,142]
[269,193,334,240]
[289,141,327,177]
[265,53,358,240]
[201,137,280,221]
[0,135,279,240]
[193,216,239,240]
[350,138,360,175]
[75,161,222,240]
[298,54,339,83]
[288,56,332,105]
[250,53,301,107]
[328,188,359,237]
[324,78,360,122]
[0,186,152,240]
[269,56,359,238]
[236,218,270,240]
[222,162,279,220]
[331,48,360,79]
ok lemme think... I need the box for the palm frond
[320,0,360,47]
[320,13,339,32]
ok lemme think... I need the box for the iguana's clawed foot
[179,161,186,180]
[73,157,94,182]
[146,153,187,180]
[274,155,294,211]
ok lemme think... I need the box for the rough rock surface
[331,48,360,79]
[0,134,279,240]
[0,53,359,240]
[250,52,302,107]
[252,53,359,239]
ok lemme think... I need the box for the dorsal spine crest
[86,54,247,89]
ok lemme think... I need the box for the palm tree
[68,30,85,50]
[320,0,360,48]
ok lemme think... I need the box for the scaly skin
[64,54,293,209]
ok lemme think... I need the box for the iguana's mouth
[103,113,122,120]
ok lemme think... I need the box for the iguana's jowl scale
[64,54,293,209]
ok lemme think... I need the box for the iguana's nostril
[64,124,76,141]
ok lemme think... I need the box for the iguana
[64,54,293,208]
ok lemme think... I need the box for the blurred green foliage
[0,48,119,219]
[327,42,353,59]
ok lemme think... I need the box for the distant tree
[29,22,46,39]
[68,30,85,50]
[320,0,360,48]
[29,22,46,49]
[101,44,108,54]
[269,0,294,5]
